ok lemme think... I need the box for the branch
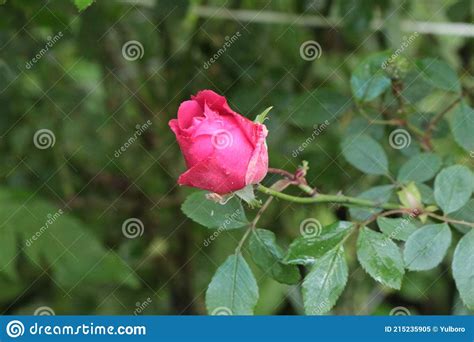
[268,165,318,196]
[256,184,402,210]
[235,180,290,252]
[427,212,474,228]
[422,97,462,150]
[267,167,294,179]
[192,6,474,37]
[261,164,474,229]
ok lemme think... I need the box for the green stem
[357,103,403,126]
[235,228,253,253]
[405,121,425,138]
[235,180,290,253]
[297,183,316,195]
[258,184,474,228]
[427,212,474,228]
[256,184,402,210]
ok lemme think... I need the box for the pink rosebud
[169,90,269,194]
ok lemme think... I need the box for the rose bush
[178,75,474,315]
[2,0,473,318]
[169,90,268,194]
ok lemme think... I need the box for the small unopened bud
[397,182,422,210]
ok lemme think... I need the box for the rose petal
[245,123,269,185]
[169,119,179,135]
[193,89,242,118]
[178,156,246,194]
[229,111,260,148]
[170,90,269,194]
[192,90,227,110]
[177,100,203,130]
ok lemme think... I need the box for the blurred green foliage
[0,0,473,315]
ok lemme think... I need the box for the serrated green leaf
[181,191,248,229]
[249,229,300,285]
[341,135,389,175]
[451,101,474,152]
[450,199,474,234]
[434,165,473,214]
[376,217,418,241]
[416,58,461,93]
[0,188,138,290]
[416,182,435,205]
[302,247,348,315]
[349,185,394,221]
[356,227,404,289]
[74,0,94,11]
[284,221,353,265]
[350,52,391,101]
[403,223,451,271]
[453,230,474,309]
[401,68,434,104]
[408,112,450,140]
[345,116,385,140]
[206,254,259,315]
[453,294,474,315]
[397,153,442,183]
